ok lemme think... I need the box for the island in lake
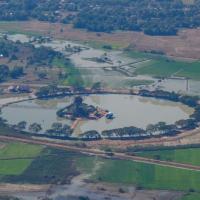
[57,96,114,120]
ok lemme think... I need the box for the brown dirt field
[1,21,200,60]
[0,183,50,193]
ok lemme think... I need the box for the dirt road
[1,135,200,172]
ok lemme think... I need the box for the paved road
[1,135,200,172]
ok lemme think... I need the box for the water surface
[1,94,193,135]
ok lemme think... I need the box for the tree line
[0,65,24,82]
[1,0,200,35]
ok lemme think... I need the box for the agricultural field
[0,146,80,184]
[90,158,200,192]
[0,142,43,176]
[4,149,80,184]
[135,147,200,166]
[182,192,200,200]
[1,142,200,193]
[127,51,200,80]
[69,149,200,196]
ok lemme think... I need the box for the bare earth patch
[0,184,50,193]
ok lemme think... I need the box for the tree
[0,65,9,82]
[175,119,197,130]
[91,82,102,90]
[79,196,90,200]
[37,71,47,79]
[51,122,63,132]
[47,123,72,137]
[74,96,83,106]
[80,130,101,140]
[29,123,42,133]
[10,66,24,79]
[17,121,27,130]
[36,87,50,97]
[146,124,157,134]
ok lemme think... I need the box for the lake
[1,94,194,135]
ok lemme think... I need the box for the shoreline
[0,89,199,142]
[0,94,37,109]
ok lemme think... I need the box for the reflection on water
[1,95,194,135]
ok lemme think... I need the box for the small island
[57,96,113,120]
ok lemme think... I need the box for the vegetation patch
[71,154,200,192]
[135,148,200,166]
[134,57,200,80]
[182,192,200,200]
[57,96,108,121]
[91,159,200,192]
[1,0,200,36]
[0,142,43,176]
[52,57,84,87]
[123,79,154,87]
[125,50,200,80]
[2,148,80,184]
[1,144,200,192]
[0,196,20,200]
[0,37,84,87]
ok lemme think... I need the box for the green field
[1,142,200,192]
[182,192,200,200]
[82,40,125,50]
[74,153,200,192]
[90,158,200,192]
[135,148,200,166]
[123,79,154,87]
[0,142,43,175]
[3,149,79,184]
[127,51,200,80]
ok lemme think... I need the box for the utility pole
[186,78,189,91]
